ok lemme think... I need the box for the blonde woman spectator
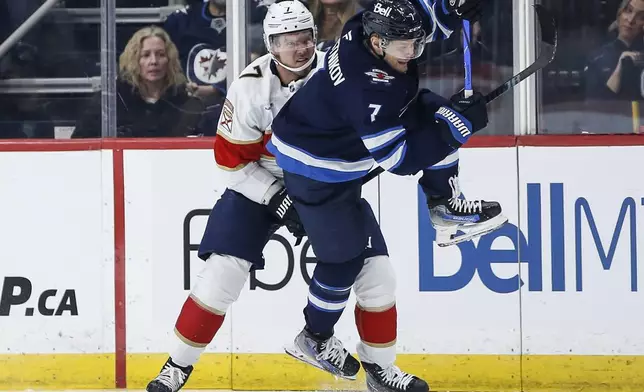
[584,0,644,99]
[73,26,205,138]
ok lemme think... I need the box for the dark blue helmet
[362,0,425,41]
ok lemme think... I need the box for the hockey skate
[284,328,361,380]
[146,358,193,392]
[362,362,429,392]
[427,176,508,247]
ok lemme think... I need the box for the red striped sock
[175,295,225,346]
[355,303,397,346]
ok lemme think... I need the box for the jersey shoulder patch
[364,68,396,85]
[217,98,235,138]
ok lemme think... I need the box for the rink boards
[0,136,643,391]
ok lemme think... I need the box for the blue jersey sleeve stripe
[363,126,405,140]
[440,0,449,16]
[269,134,374,171]
[361,127,406,152]
[269,145,372,183]
[417,0,433,19]
[419,0,453,42]
[426,149,459,170]
[389,142,409,172]
[377,140,407,171]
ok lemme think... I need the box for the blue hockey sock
[419,159,459,198]
[304,256,365,339]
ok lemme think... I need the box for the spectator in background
[162,0,271,135]
[584,0,644,100]
[308,0,362,49]
[164,0,228,99]
[163,0,270,99]
[72,26,205,138]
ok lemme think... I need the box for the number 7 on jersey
[368,104,381,123]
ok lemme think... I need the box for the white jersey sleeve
[214,52,326,205]
[214,58,280,205]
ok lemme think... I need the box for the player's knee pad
[353,255,396,310]
[190,253,252,314]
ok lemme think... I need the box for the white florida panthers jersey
[214,51,326,205]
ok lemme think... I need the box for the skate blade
[283,343,358,381]
[437,214,509,247]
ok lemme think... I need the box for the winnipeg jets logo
[190,46,227,84]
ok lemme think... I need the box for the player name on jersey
[328,40,345,87]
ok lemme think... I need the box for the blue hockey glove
[434,91,488,148]
[267,187,307,245]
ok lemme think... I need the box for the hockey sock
[171,295,225,367]
[168,253,250,367]
[304,257,365,339]
[419,154,459,198]
[355,303,397,367]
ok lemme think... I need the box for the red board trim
[112,148,127,388]
[1,134,643,153]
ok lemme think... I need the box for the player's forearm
[393,128,455,175]
[365,124,454,176]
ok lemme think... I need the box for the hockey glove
[443,0,483,22]
[267,187,307,244]
[434,91,488,149]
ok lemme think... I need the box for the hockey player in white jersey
[145,2,325,392]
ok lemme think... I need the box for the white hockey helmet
[263,0,318,73]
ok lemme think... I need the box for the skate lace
[156,363,188,392]
[448,176,482,214]
[379,365,415,390]
[316,336,347,369]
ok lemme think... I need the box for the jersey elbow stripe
[427,149,459,170]
[216,162,248,171]
[377,140,407,172]
[214,133,267,170]
[216,130,264,145]
[267,136,374,183]
[269,134,374,172]
[361,127,406,152]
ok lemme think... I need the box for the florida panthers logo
[187,43,227,85]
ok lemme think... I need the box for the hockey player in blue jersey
[267,1,503,391]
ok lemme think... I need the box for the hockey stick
[362,4,557,185]
[462,19,473,98]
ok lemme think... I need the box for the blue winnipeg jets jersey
[267,13,455,184]
[164,2,269,91]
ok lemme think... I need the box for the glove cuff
[435,106,472,147]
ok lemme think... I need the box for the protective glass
[381,36,427,60]
[269,29,316,54]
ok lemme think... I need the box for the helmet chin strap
[271,52,316,74]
